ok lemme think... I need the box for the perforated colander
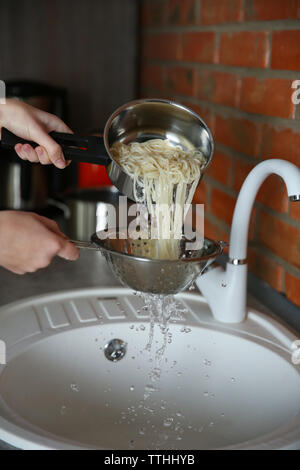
[73,230,224,295]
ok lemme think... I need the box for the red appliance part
[78,133,112,188]
[78,162,112,188]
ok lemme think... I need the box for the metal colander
[80,230,224,295]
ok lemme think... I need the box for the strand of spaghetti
[110,139,205,260]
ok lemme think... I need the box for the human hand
[0,98,72,169]
[0,211,79,275]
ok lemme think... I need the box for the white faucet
[196,159,300,323]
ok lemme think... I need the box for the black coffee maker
[0,80,69,214]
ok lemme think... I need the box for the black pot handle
[1,128,111,166]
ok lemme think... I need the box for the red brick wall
[139,0,300,307]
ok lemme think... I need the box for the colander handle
[70,240,101,251]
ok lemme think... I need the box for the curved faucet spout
[197,159,300,324]
[229,159,300,262]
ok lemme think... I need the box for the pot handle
[1,128,111,166]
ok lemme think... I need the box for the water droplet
[139,427,146,436]
[144,406,155,413]
[129,325,134,329]
[180,326,191,333]
[70,383,79,392]
[140,324,145,331]
[209,422,214,427]
[60,406,67,416]
[145,384,157,393]
[203,391,209,397]
[231,377,236,383]
[163,418,173,428]
[203,359,211,366]
[130,385,135,391]
[221,413,225,418]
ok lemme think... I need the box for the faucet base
[196,263,248,323]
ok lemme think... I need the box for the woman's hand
[0,211,79,274]
[0,99,72,169]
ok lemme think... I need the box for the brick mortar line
[236,74,242,109]
[266,29,272,69]
[241,0,246,22]
[196,0,202,25]
[141,87,300,155]
[167,94,300,131]
[142,58,300,79]
[281,269,286,295]
[230,152,237,189]
[257,111,264,159]
[141,87,299,157]
[206,213,300,283]
[249,242,300,278]
[204,211,231,233]
[206,175,212,207]
[254,200,300,229]
[215,143,260,164]
[140,88,300,130]
[253,205,260,243]
[214,30,221,64]
[203,174,300,230]
[204,174,239,198]
[143,20,300,34]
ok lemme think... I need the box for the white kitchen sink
[0,287,299,450]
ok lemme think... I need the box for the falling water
[121,293,189,448]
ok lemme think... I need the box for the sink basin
[0,287,299,450]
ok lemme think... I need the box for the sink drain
[104,338,127,362]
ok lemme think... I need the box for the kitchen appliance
[1,99,214,202]
[0,80,68,212]
[64,186,127,240]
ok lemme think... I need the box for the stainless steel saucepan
[1,99,214,201]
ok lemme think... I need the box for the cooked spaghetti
[111,139,206,259]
